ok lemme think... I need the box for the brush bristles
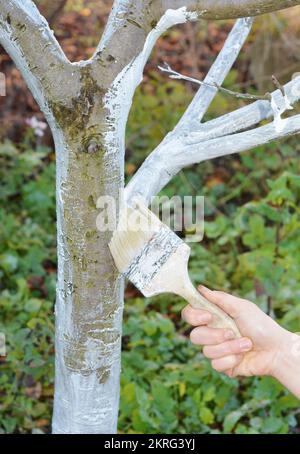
[109,199,163,273]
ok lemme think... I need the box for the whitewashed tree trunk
[52,128,124,433]
[1,0,300,434]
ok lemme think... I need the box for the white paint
[103,7,198,154]
[271,90,294,132]
[0,1,124,435]
[101,5,200,221]
[52,123,125,433]
[96,0,132,53]
[125,18,254,203]
[125,17,300,204]
[53,6,198,435]
[185,75,300,144]
[0,0,79,111]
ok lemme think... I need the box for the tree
[1,0,300,434]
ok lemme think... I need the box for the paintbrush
[109,198,241,337]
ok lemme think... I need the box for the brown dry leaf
[42,386,54,397]
[125,163,137,176]
[36,419,50,428]
[80,8,92,17]
[206,176,225,189]
[25,382,42,399]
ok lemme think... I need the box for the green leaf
[262,417,284,434]
[24,299,42,313]
[224,410,243,433]
[0,253,18,272]
[199,406,214,425]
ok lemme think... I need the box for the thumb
[198,285,247,319]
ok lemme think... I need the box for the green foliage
[0,141,56,433]
[1,78,300,433]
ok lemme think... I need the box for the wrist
[271,331,300,382]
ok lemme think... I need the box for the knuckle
[214,330,226,343]
[226,340,238,354]
[235,353,244,364]
[228,354,242,368]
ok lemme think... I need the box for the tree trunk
[51,96,124,433]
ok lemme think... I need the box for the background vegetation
[0,0,300,434]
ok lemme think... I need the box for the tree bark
[160,0,300,19]
[51,98,124,434]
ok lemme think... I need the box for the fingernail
[198,285,211,291]
[239,338,252,352]
[198,313,212,323]
[224,330,235,340]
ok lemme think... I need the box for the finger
[198,285,250,318]
[211,354,243,372]
[181,305,212,326]
[190,326,235,346]
[203,337,253,359]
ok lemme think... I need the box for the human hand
[181,285,296,379]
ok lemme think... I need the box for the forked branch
[187,75,300,142]
[125,17,253,201]
[0,0,79,112]
[125,11,300,203]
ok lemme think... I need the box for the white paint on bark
[96,0,132,53]
[125,17,254,203]
[52,122,125,434]
[104,7,198,201]
[186,75,300,142]
[271,90,294,132]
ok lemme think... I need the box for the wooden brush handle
[179,280,241,338]
[142,242,241,338]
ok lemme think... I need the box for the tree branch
[161,0,300,19]
[165,114,300,169]
[186,75,300,142]
[0,0,79,113]
[167,17,253,133]
[125,71,300,203]
[91,3,202,167]
[125,17,253,201]
[90,1,199,87]
[125,111,300,203]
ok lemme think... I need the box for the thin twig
[272,74,285,97]
[158,62,272,101]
